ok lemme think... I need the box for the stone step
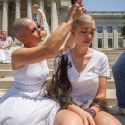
[107,55,120,59]
[0,69,13,77]
[107,99,117,106]
[107,80,116,89]
[0,89,9,98]
[106,89,116,99]
[100,49,122,61]
[0,77,14,89]
[108,58,117,64]
[106,54,120,59]
[100,49,123,53]
[0,63,12,70]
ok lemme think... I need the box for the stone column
[68,0,72,9]
[123,39,125,48]
[93,31,98,48]
[15,0,21,19]
[103,26,108,49]
[51,0,58,32]
[2,0,8,31]
[39,0,44,10]
[113,28,118,49]
[27,0,32,18]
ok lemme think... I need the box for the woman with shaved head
[47,13,122,125]
[0,1,84,125]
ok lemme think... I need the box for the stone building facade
[0,0,124,49]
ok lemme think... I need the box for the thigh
[94,111,122,125]
[55,109,84,125]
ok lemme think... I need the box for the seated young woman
[46,13,122,125]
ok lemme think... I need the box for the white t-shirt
[55,50,110,108]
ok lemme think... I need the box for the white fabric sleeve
[99,54,110,77]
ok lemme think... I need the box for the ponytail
[46,54,74,109]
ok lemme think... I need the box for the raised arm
[12,0,83,69]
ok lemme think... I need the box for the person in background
[0,31,13,63]
[32,4,50,37]
[0,1,84,125]
[46,13,122,125]
[108,53,125,115]
[0,30,2,39]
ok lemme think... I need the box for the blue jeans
[112,52,125,108]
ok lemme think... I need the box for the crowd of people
[0,0,124,125]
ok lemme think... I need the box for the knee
[55,109,84,125]
[94,111,122,125]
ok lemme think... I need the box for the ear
[19,36,27,44]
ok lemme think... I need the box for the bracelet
[89,98,107,111]
[85,108,96,118]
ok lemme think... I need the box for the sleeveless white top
[0,60,59,125]
[13,60,49,92]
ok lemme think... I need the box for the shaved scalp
[13,18,32,38]
[73,13,95,29]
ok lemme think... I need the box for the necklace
[79,61,87,72]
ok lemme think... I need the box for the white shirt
[55,50,110,107]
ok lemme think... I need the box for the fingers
[82,8,87,13]
[76,0,83,7]
[76,0,87,14]
[83,118,89,125]
[76,0,82,5]
[87,115,96,125]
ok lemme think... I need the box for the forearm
[42,19,73,56]
[64,33,75,50]
[90,77,107,112]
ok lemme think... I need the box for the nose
[86,34,92,40]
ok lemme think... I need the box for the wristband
[85,108,96,118]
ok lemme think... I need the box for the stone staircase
[0,49,123,101]
[0,49,125,124]
[0,49,123,100]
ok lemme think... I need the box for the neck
[72,46,89,57]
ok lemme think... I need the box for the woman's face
[73,20,96,48]
[32,7,37,13]
[22,20,44,47]
[1,31,7,39]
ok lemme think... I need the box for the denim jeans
[112,52,125,108]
